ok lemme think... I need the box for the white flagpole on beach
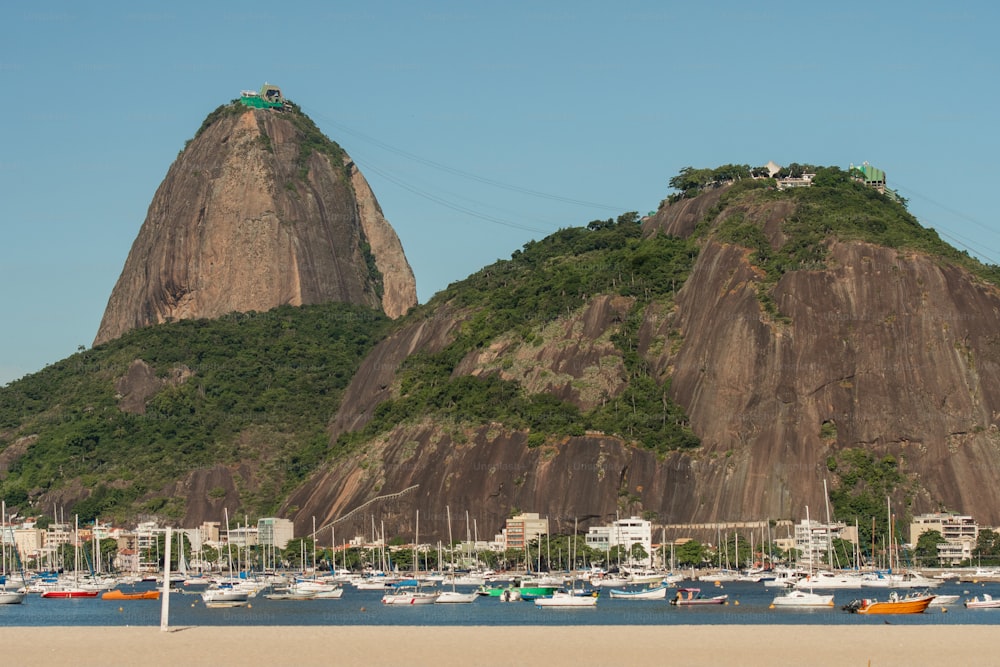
[160,526,172,631]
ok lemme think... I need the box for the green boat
[477,580,559,600]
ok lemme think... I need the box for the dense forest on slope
[0,303,390,520]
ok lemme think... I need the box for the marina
[4,578,1000,627]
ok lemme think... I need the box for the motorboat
[381,579,439,605]
[670,587,728,605]
[534,590,598,607]
[793,570,864,589]
[770,589,834,608]
[843,591,935,614]
[964,593,1000,609]
[200,584,250,605]
[608,585,669,600]
[928,594,959,606]
[101,589,160,601]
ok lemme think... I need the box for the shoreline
[2,625,998,666]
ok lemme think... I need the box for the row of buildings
[777,512,979,567]
[499,511,984,568]
[498,513,654,566]
[2,510,984,571]
[1,516,295,572]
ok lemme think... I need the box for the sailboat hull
[435,591,478,603]
[0,591,25,604]
[609,586,669,600]
[381,593,439,605]
[771,590,835,607]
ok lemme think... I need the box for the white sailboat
[772,507,835,608]
[382,511,439,605]
[0,502,25,604]
[436,507,477,604]
[536,519,597,608]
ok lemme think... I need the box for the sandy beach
[1,625,995,667]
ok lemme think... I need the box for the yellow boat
[101,589,161,601]
[846,592,934,614]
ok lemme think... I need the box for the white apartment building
[794,519,855,567]
[585,516,653,566]
[909,512,978,566]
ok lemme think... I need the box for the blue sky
[2,1,998,385]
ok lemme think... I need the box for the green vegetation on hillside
[281,101,350,180]
[826,448,915,555]
[674,165,1000,315]
[190,100,244,142]
[337,213,701,455]
[0,303,390,520]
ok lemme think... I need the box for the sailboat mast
[473,518,479,570]
[446,507,454,590]
[823,479,833,567]
[1,501,6,580]
[224,508,233,578]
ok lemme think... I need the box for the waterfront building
[227,525,258,548]
[134,521,165,572]
[794,519,855,567]
[585,516,653,566]
[198,521,221,547]
[909,512,978,566]
[12,526,44,562]
[503,512,549,550]
[257,517,294,550]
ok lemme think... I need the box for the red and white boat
[40,588,100,599]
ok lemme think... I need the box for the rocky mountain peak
[94,97,416,345]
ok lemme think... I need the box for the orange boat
[845,592,934,615]
[102,590,160,601]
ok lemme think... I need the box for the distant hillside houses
[668,161,901,202]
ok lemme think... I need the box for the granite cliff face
[94,105,415,345]
[282,184,1000,541]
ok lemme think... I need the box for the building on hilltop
[850,161,887,193]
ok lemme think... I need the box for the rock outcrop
[282,184,1000,541]
[94,104,416,345]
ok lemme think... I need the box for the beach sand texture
[1,625,996,667]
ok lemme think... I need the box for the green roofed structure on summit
[850,161,887,192]
[239,82,285,109]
